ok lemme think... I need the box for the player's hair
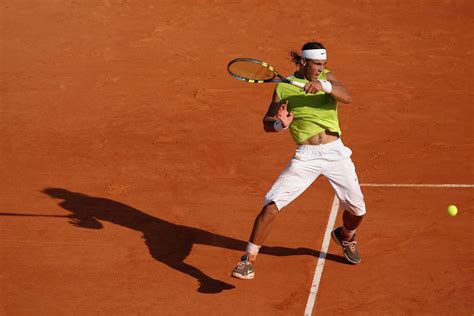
[290,42,326,64]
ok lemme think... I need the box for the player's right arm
[262,90,293,132]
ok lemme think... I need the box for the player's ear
[299,58,306,66]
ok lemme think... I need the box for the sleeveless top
[275,69,341,144]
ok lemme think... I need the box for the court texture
[1,1,472,315]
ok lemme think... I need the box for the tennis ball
[447,205,458,216]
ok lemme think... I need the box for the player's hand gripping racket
[227,58,306,88]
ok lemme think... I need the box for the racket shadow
[7,188,348,294]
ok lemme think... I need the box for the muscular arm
[325,72,352,104]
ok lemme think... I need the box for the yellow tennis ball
[447,205,458,216]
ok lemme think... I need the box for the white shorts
[263,139,366,216]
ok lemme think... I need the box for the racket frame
[227,58,306,88]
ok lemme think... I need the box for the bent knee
[262,202,280,217]
[342,201,366,216]
[347,206,366,217]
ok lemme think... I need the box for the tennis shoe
[331,226,361,264]
[231,255,255,280]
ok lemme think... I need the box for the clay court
[1,1,473,315]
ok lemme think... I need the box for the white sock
[246,242,261,257]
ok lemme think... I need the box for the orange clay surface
[1,1,473,315]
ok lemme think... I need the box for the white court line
[304,195,339,316]
[361,183,474,188]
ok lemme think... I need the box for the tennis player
[232,42,366,280]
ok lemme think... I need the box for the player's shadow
[38,188,347,294]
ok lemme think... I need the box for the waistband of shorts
[296,138,343,153]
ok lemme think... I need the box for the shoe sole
[231,271,254,280]
[343,254,361,265]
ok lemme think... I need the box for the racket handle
[290,80,306,88]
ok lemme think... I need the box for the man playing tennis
[232,42,367,280]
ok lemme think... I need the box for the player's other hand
[277,101,294,128]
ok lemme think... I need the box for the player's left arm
[325,72,352,104]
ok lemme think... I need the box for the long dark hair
[290,42,326,64]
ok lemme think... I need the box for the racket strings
[229,61,275,81]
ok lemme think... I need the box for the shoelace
[237,260,251,269]
[342,240,358,252]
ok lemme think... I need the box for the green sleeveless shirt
[275,69,341,144]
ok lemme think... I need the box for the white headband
[301,49,327,60]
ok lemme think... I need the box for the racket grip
[290,80,306,88]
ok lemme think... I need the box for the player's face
[302,59,327,80]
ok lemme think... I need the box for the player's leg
[341,209,364,240]
[232,153,321,279]
[247,201,279,260]
[324,157,366,264]
[231,203,279,280]
[248,157,322,262]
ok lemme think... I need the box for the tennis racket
[227,58,306,88]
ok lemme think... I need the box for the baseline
[361,183,474,188]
